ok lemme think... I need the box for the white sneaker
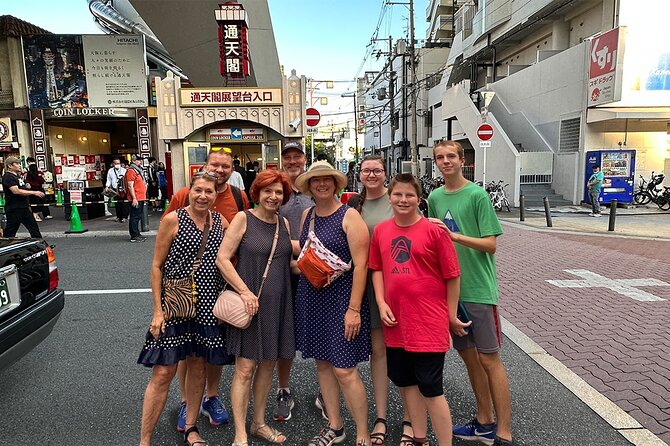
[105,211,113,216]
[594,213,602,217]
[45,215,53,219]
[589,213,595,217]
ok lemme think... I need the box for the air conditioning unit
[401,161,412,173]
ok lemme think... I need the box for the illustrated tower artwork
[42,47,60,105]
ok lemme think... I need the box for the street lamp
[341,91,359,162]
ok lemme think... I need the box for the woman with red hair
[216,170,295,446]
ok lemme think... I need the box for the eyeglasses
[361,168,384,176]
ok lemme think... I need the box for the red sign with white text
[588,27,623,106]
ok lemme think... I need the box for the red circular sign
[477,123,494,141]
[306,107,321,127]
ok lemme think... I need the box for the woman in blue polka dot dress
[137,173,232,446]
[293,161,372,446]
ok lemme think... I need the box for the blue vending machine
[584,150,636,204]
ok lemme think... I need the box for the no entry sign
[477,123,494,141]
[306,107,320,127]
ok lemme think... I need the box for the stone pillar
[169,139,186,192]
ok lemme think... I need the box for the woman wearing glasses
[138,171,231,446]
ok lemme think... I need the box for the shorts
[451,302,502,354]
[386,347,445,397]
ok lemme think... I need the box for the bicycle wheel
[503,197,511,212]
[633,191,651,205]
[658,196,670,211]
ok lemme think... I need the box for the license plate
[0,278,9,309]
[0,264,20,316]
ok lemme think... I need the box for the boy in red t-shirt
[369,173,468,446]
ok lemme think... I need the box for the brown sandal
[250,421,286,444]
[399,420,414,446]
[370,418,387,445]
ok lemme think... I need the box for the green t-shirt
[428,181,503,305]
[360,194,394,236]
[588,171,604,192]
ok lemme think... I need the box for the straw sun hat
[294,160,348,196]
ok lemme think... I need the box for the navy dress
[295,205,371,368]
[138,208,233,367]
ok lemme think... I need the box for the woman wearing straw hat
[294,161,372,446]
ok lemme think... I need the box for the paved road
[497,223,670,444]
[0,236,639,445]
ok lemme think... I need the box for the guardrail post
[543,196,553,227]
[608,199,617,231]
[519,194,525,221]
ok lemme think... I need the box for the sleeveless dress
[226,211,295,361]
[295,205,371,369]
[138,208,233,367]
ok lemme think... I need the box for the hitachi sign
[117,37,139,43]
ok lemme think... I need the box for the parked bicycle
[419,175,444,198]
[486,180,511,212]
[657,186,670,211]
[633,172,666,208]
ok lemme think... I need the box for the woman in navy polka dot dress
[137,173,231,446]
[293,161,372,446]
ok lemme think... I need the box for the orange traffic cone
[65,202,88,234]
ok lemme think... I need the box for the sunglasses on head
[210,147,232,154]
[192,171,219,180]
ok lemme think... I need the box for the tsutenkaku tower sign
[215,1,250,81]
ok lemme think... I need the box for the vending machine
[584,150,636,204]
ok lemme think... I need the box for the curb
[40,230,158,239]
[499,219,670,241]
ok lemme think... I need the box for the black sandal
[399,420,413,446]
[370,417,387,445]
[184,426,209,446]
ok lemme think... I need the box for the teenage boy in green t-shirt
[427,140,513,446]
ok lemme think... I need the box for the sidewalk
[498,204,670,239]
[12,204,161,238]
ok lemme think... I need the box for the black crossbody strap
[191,211,211,274]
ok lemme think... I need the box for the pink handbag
[213,215,280,329]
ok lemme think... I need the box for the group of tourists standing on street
[137,140,513,446]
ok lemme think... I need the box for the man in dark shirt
[2,156,44,238]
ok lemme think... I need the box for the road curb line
[499,219,670,241]
[38,230,158,239]
[501,316,668,446]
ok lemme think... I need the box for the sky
[2,0,427,121]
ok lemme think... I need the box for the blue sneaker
[176,401,187,432]
[200,395,229,426]
[453,418,497,445]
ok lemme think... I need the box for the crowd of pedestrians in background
[137,141,513,446]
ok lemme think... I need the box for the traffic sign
[479,141,491,148]
[306,107,320,127]
[477,123,494,141]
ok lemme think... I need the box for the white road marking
[546,269,668,302]
[65,288,151,295]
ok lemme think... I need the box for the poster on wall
[84,35,148,108]
[22,34,147,109]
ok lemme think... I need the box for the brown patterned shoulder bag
[162,212,210,320]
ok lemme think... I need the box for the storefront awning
[586,107,670,123]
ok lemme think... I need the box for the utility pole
[408,0,419,175]
[387,36,396,162]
